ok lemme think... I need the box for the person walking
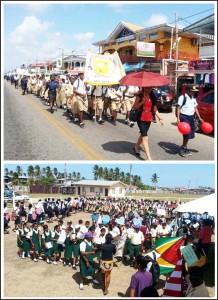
[176,84,204,157]
[128,224,144,267]
[132,86,164,160]
[79,231,100,290]
[20,75,28,95]
[100,233,116,295]
[123,85,139,127]
[43,74,60,114]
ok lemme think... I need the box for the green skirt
[80,258,95,279]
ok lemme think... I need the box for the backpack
[175,95,186,117]
[145,252,160,286]
[32,210,37,221]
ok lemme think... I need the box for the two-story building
[93,21,200,89]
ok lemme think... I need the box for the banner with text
[84,50,126,85]
[136,42,156,57]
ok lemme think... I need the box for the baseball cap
[85,231,94,238]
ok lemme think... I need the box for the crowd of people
[4,196,214,296]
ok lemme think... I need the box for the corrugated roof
[74,180,127,187]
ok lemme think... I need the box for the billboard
[188,60,214,71]
[136,42,156,57]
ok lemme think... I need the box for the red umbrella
[119,71,170,87]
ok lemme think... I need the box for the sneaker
[186,149,192,156]
[93,279,100,285]
[53,261,57,265]
[34,258,38,262]
[129,122,135,127]
[47,259,51,264]
[59,259,63,263]
[38,256,43,260]
[125,119,130,125]
[79,284,84,290]
[68,263,72,267]
[72,265,77,270]
[75,262,79,266]
[63,262,66,267]
[179,146,187,157]
[113,120,116,126]
[27,254,31,258]
[22,256,25,259]
[80,123,85,128]
[92,116,96,121]
[98,119,103,124]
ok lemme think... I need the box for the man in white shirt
[110,85,123,125]
[128,224,144,267]
[72,71,88,128]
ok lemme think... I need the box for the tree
[72,172,77,180]
[27,165,35,178]
[53,167,58,178]
[93,165,100,179]
[34,165,41,178]
[103,167,109,180]
[151,173,159,190]
[108,168,114,181]
[5,168,9,176]
[114,167,120,180]
[76,172,81,181]
[16,165,23,176]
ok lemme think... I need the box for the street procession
[2,1,216,299]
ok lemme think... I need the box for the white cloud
[144,14,168,27]
[73,32,95,42]
[107,4,129,13]
[4,16,55,70]
[25,3,50,14]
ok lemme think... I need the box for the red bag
[11,211,17,221]
[32,210,37,220]
[5,213,10,221]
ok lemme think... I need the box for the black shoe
[133,146,140,157]
[80,123,85,128]
[50,108,54,114]
[179,146,187,157]
[98,119,104,124]
[129,122,135,127]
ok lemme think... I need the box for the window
[117,50,122,56]
[139,34,146,41]
[149,32,158,39]
[164,32,172,38]
[19,187,23,191]
[129,39,136,43]
[112,188,115,194]
[90,187,95,192]
[201,92,214,105]
[82,186,86,192]
[119,188,122,194]
[100,188,103,193]
[76,62,80,67]
[111,42,116,46]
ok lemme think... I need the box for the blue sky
[4,163,215,188]
[3,1,215,71]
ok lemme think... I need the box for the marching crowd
[4,196,214,296]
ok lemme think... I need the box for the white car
[13,192,29,202]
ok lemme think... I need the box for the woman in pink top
[198,219,213,256]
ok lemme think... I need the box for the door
[105,188,108,197]
[78,187,81,195]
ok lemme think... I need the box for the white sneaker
[68,263,72,267]
[59,259,63,263]
[34,258,38,262]
[53,261,57,265]
[63,105,67,109]
[27,254,31,258]
[38,256,43,260]
[22,256,25,259]
[79,284,84,290]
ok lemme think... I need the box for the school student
[30,223,42,262]
[42,224,53,264]
[63,227,74,267]
[21,222,31,259]
[16,223,24,257]
[51,225,63,265]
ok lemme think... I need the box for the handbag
[129,108,142,122]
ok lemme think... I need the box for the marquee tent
[173,193,216,216]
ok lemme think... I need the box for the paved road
[4,81,214,161]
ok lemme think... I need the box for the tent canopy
[173,193,216,216]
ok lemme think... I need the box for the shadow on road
[158,141,199,156]
[101,141,144,160]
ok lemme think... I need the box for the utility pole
[175,13,179,97]
[129,164,132,200]
[49,38,51,74]
[64,163,67,186]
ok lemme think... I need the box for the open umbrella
[119,71,170,87]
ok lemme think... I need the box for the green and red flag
[155,236,184,275]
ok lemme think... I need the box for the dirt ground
[3,212,215,298]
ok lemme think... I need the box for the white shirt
[178,93,198,116]
[73,78,86,95]
[124,86,139,97]
[92,86,103,97]
[129,230,144,245]
[144,250,161,272]
[80,240,92,252]
[94,234,106,245]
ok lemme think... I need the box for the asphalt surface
[4,81,214,161]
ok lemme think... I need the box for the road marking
[23,96,105,160]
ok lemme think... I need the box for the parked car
[194,90,214,133]
[154,85,174,112]
[13,192,29,202]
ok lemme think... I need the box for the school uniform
[52,231,64,254]
[42,230,53,257]
[30,229,40,252]
[22,228,31,253]
[79,239,95,279]
[16,229,24,249]
[64,234,73,259]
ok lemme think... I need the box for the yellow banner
[84,50,126,86]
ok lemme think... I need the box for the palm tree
[27,165,35,178]
[16,165,23,176]
[114,167,120,180]
[108,168,114,181]
[151,173,159,190]
[5,168,9,176]
[76,172,81,181]
[34,165,41,178]
[93,165,100,179]
[42,168,46,176]
[9,170,14,176]
[103,167,109,180]
[72,172,77,180]
[98,167,103,179]
[53,167,58,178]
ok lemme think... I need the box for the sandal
[103,290,109,295]
[133,146,140,156]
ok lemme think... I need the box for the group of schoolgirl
[16,219,91,270]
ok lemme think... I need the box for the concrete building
[73,180,127,198]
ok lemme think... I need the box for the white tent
[173,193,216,216]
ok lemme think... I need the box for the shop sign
[188,60,214,71]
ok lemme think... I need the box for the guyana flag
[155,236,184,275]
